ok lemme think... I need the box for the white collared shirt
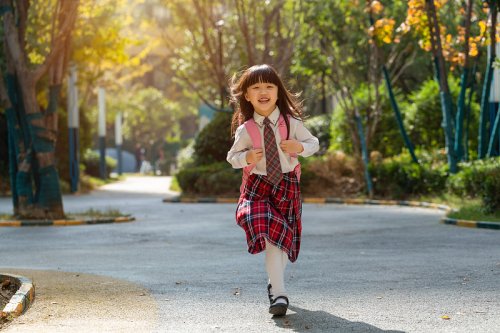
[226,107,320,174]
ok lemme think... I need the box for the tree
[161,0,301,111]
[106,87,181,152]
[404,0,494,171]
[0,0,79,219]
[293,0,413,156]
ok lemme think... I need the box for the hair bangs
[242,65,281,90]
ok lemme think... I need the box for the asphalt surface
[1,176,499,333]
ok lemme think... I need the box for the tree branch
[1,0,29,75]
[15,0,29,51]
[32,1,79,83]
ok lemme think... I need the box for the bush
[81,149,117,178]
[305,114,330,155]
[447,157,500,213]
[300,151,365,197]
[369,149,449,199]
[329,83,403,157]
[401,76,479,153]
[176,162,241,196]
[193,112,233,166]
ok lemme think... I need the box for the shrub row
[448,157,500,213]
[369,150,449,199]
[81,149,117,178]
[176,162,241,196]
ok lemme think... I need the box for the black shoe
[267,284,273,305]
[269,296,289,316]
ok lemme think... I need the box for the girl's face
[245,82,278,116]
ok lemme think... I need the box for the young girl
[227,64,319,316]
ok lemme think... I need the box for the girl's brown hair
[229,64,303,138]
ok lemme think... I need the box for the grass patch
[0,213,12,219]
[170,176,181,192]
[409,193,481,210]
[0,208,127,220]
[447,204,500,223]
[67,208,126,219]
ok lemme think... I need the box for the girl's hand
[246,148,263,164]
[280,140,304,154]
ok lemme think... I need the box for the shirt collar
[253,106,280,127]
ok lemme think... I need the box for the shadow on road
[272,305,406,333]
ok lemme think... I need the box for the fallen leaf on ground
[441,315,450,320]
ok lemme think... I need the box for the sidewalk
[1,269,158,333]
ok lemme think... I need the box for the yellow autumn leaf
[371,0,384,14]
[469,44,478,57]
[479,21,487,36]
[441,315,451,320]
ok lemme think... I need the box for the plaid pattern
[263,117,282,185]
[235,171,302,262]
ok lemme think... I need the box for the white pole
[115,112,123,175]
[98,87,107,179]
[67,66,80,192]
[98,87,106,136]
[115,112,122,146]
[68,67,79,128]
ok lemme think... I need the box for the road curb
[440,217,500,230]
[0,215,135,227]
[163,196,452,211]
[163,196,499,230]
[0,273,35,320]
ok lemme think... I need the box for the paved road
[1,176,499,332]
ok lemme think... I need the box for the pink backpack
[240,114,301,194]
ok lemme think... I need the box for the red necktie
[263,117,282,185]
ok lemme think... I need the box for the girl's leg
[265,239,289,304]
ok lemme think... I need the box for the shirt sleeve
[226,124,252,169]
[294,120,320,157]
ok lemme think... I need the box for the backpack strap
[244,118,262,149]
[278,114,298,158]
[240,119,260,194]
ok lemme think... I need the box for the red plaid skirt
[235,171,302,262]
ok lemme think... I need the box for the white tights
[265,239,289,299]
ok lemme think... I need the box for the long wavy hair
[229,64,303,138]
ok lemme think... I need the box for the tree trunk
[478,2,498,159]
[454,0,473,162]
[425,0,458,173]
[1,0,79,219]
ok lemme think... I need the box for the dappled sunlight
[97,176,175,195]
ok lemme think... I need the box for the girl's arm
[226,125,252,169]
[294,120,320,158]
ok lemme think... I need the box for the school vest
[240,114,302,194]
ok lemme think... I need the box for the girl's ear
[244,92,249,101]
